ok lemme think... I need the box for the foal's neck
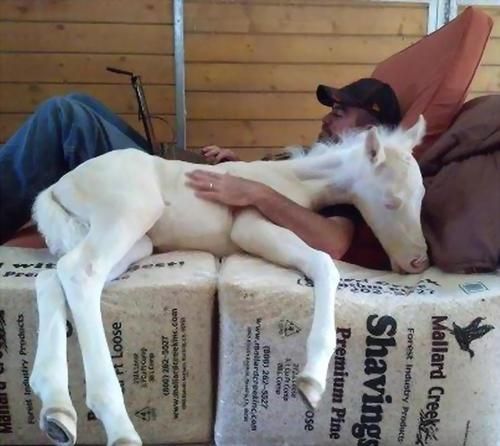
[287,143,362,209]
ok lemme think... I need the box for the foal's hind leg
[107,236,153,280]
[30,236,152,446]
[30,270,77,446]
[57,217,159,446]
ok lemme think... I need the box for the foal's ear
[406,114,426,149]
[365,127,385,166]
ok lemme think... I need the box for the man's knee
[36,95,80,118]
[35,94,107,131]
[64,92,102,109]
[36,93,100,115]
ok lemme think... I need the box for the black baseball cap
[316,78,401,127]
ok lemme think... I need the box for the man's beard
[317,133,341,145]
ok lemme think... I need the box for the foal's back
[150,153,312,256]
[37,149,308,258]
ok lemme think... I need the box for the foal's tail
[32,187,88,256]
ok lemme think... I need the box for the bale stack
[215,254,500,446]
[0,247,217,445]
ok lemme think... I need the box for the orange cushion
[372,7,492,159]
[3,226,46,249]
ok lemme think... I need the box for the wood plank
[0,0,172,23]
[186,92,331,119]
[482,7,500,38]
[0,23,173,54]
[2,117,317,154]
[1,89,324,138]
[459,6,500,37]
[1,26,421,63]
[186,0,422,6]
[470,65,500,92]
[0,89,320,123]
[0,113,174,144]
[480,38,500,65]
[186,63,373,91]
[468,91,500,100]
[0,56,370,90]
[0,54,174,84]
[185,34,419,63]
[184,3,426,35]
[0,84,175,114]
[186,120,320,148]
[1,114,318,150]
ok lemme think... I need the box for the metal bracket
[449,0,500,20]
[173,0,186,151]
[371,0,451,32]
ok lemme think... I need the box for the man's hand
[185,169,265,207]
[201,145,240,164]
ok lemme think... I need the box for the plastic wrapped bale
[215,254,500,446]
[0,247,217,445]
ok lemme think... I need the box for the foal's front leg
[57,223,155,446]
[231,210,339,409]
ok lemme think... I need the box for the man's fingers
[203,148,219,158]
[186,169,222,180]
[185,178,211,190]
[201,145,220,154]
[215,152,231,163]
[193,190,220,202]
[185,176,221,192]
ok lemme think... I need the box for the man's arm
[251,185,355,259]
[185,170,355,260]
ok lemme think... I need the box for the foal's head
[350,116,429,273]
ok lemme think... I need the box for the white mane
[285,124,412,161]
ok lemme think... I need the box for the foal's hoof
[42,408,77,446]
[111,438,142,446]
[296,374,324,410]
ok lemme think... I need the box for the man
[0,79,401,262]
[0,93,151,243]
[186,78,402,261]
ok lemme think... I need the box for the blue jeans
[0,93,150,243]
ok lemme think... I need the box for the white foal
[30,116,428,446]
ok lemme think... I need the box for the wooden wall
[464,5,500,99]
[3,1,497,161]
[0,0,176,144]
[183,0,426,159]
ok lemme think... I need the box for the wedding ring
[209,182,214,190]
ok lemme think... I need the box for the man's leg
[0,95,148,243]
[65,93,150,151]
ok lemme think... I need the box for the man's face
[318,103,360,142]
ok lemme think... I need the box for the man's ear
[365,127,385,166]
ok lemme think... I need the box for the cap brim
[316,85,354,107]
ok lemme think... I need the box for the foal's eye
[384,194,403,210]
